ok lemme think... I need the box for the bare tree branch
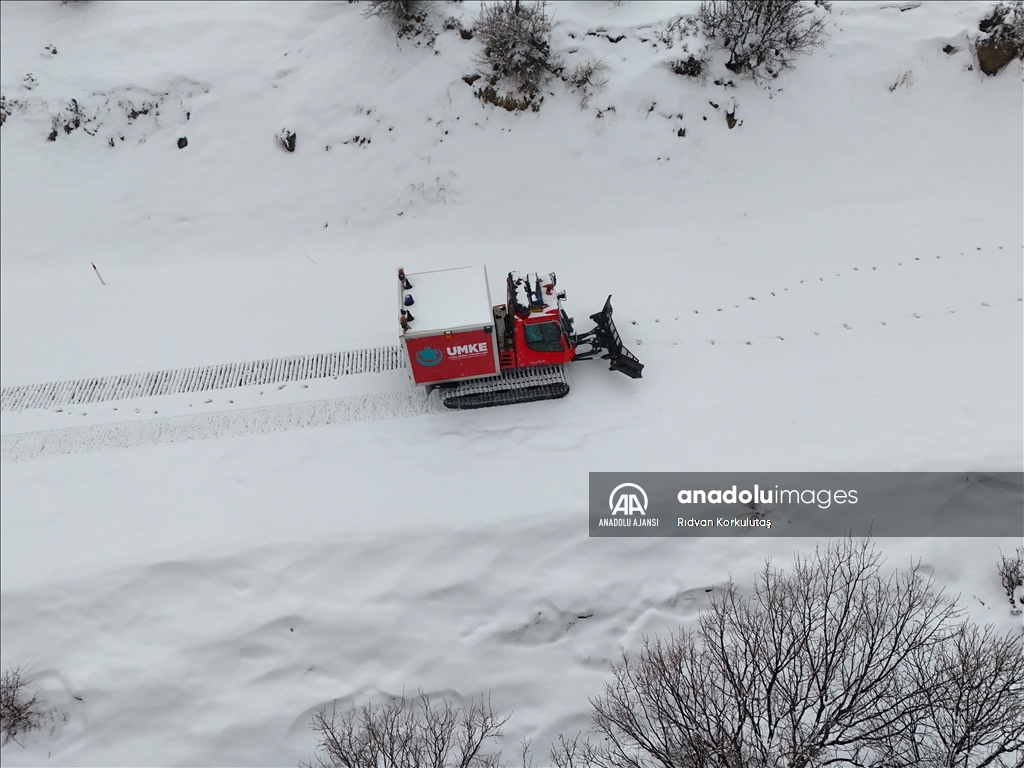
[568,538,1024,768]
[306,691,510,768]
[0,665,44,747]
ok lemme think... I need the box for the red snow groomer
[397,266,642,409]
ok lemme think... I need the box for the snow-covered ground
[1,1,1021,764]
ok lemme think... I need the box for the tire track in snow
[1,346,405,413]
[1,389,444,463]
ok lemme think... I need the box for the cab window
[523,321,563,352]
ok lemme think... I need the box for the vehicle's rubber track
[1,346,406,412]
[441,365,570,410]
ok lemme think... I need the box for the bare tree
[550,732,602,768]
[555,539,1021,768]
[0,665,43,747]
[305,691,511,768]
[878,623,1024,768]
[698,0,828,82]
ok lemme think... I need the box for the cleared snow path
[0,388,443,463]
[0,345,405,412]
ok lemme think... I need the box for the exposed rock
[976,37,1019,75]
[277,128,296,152]
[975,3,1023,75]
[177,136,187,149]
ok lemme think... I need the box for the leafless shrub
[671,55,709,82]
[698,0,828,82]
[554,538,1024,768]
[997,548,1024,613]
[474,85,538,112]
[568,60,608,91]
[567,59,608,108]
[980,0,1024,47]
[651,15,700,49]
[474,1,558,105]
[363,0,430,38]
[1,665,44,747]
[305,691,511,768]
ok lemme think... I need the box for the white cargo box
[399,265,501,385]
[400,265,495,337]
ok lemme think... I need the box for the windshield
[523,321,563,352]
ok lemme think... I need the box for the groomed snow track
[1,390,445,463]
[1,346,406,413]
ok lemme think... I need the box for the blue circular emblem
[416,347,443,366]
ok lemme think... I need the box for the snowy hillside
[1,1,1021,765]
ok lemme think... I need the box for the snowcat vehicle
[397,266,643,409]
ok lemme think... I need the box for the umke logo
[447,342,489,357]
[609,483,648,516]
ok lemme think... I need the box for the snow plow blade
[579,296,644,379]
